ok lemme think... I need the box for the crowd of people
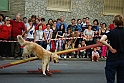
[0,13,115,61]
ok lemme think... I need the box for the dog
[17,35,59,76]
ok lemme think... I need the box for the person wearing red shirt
[108,20,115,30]
[0,17,12,58]
[10,14,26,58]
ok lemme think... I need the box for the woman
[51,20,58,52]
[92,19,99,44]
[0,17,12,58]
[56,24,65,52]
[44,24,53,50]
[34,24,44,46]
[99,23,108,58]
[26,18,35,42]
[83,25,94,58]
[99,23,107,37]
[100,15,124,83]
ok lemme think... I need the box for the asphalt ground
[0,60,107,83]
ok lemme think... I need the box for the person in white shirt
[26,18,35,41]
[43,24,53,50]
[34,24,44,46]
[92,48,100,62]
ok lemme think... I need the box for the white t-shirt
[26,23,35,39]
[92,51,99,56]
[44,29,53,39]
[35,30,44,41]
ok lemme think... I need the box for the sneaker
[64,56,66,59]
[77,55,79,58]
[58,56,61,58]
[92,60,94,62]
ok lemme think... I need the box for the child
[92,48,100,62]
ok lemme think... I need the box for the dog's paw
[43,73,46,76]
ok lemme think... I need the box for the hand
[109,47,117,53]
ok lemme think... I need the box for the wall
[0,0,25,19]
[0,0,114,26]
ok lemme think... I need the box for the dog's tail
[17,35,26,46]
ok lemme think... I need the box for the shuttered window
[104,0,124,15]
[47,0,71,12]
[0,0,9,11]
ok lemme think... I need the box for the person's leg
[105,61,117,83]
[5,42,11,58]
[117,60,124,83]
[0,42,5,57]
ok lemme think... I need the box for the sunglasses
[6,20,10,21]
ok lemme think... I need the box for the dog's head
[17,35,22,40]
[51,53,59,63]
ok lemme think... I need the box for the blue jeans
[105,60,124,83]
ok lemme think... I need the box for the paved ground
[0,60,107,83]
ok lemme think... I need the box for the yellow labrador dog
[17,35,59,76]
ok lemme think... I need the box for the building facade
[0,0,123,26]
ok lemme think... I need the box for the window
[104,0,124,15]
[47,0,71,12]
[0,0,9,11]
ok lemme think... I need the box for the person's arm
[100,35,117,53]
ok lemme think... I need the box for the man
[10,14,26,58]
[67,19,78,32]
[100,15,124,83]
[56,16,67,32]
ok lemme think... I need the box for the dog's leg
[22,52,30,60]
[42,61,47,76]
[46,63,49,71]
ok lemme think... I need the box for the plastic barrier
[0,43,102,69]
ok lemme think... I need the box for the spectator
[22,17,27,26]
[0,17,12,58]
[25,18,35,42]
[108,20,115,30]
[48,18,53,27]
[65,28,72,38]
[34,24,44,46]
[81,18,86,26]
[92,19,99,44]
[35,18,40,26]
[44,24,53,50]
[95,38,102,57]
[64,40,74,58]
[31,15,36,26]
[0,14,5,25]
[56,24,65,52]
[77,40,86,58]
[98,23,107,37]
[56,16,67,31]
[38,15,42,23]
[51,20,58,52]
[76,19,82,32]
[41,18,46,31]
[57,18,61,23]
[67,19,77,32]
[10,14,26,58]
[83,25,94,58]
[92,47,100,62]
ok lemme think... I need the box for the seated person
[92,48,100,62]
[77,40,86,58]
[64,40,75,58]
